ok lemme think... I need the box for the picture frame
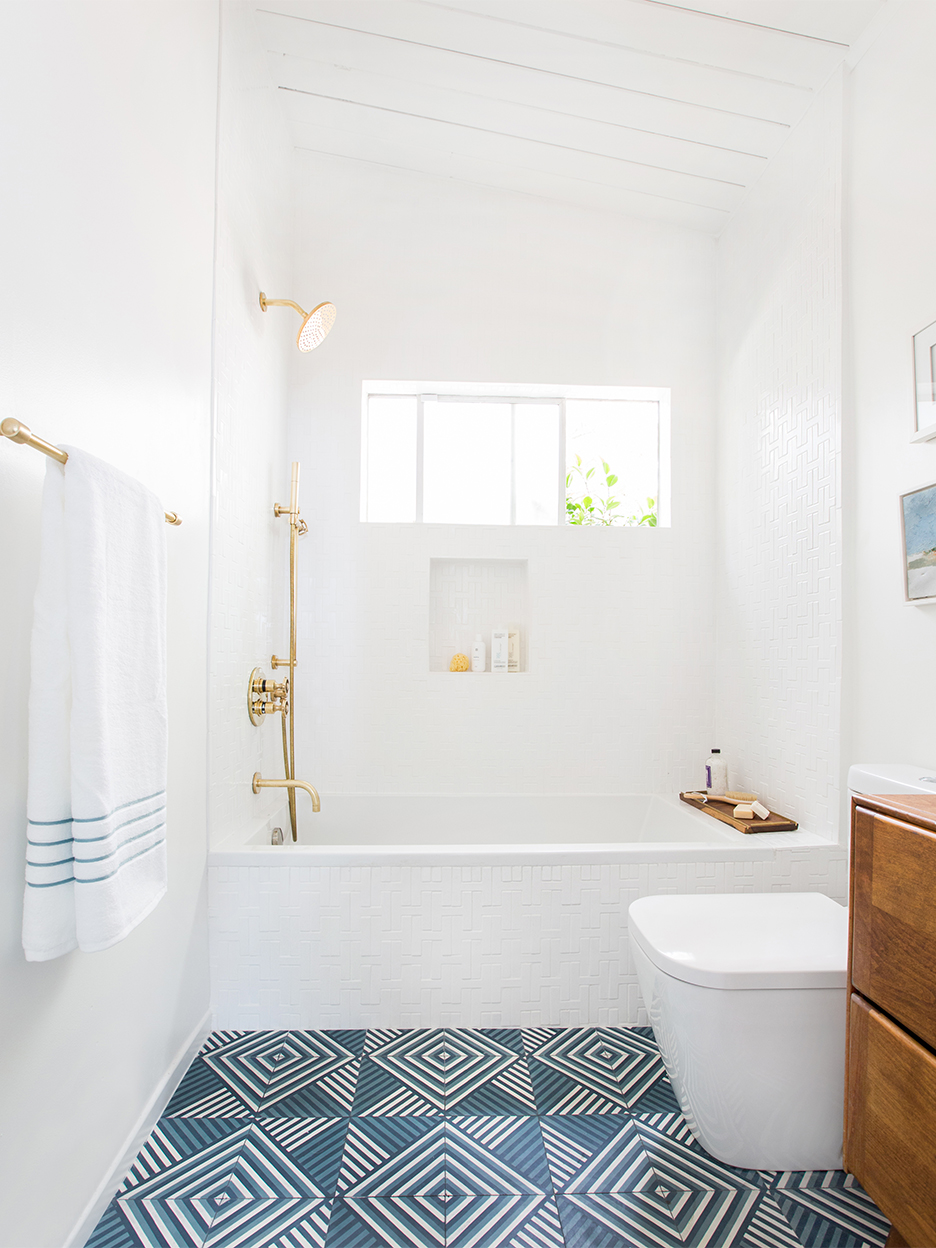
[912,318,936,441]
[900,481,936,604]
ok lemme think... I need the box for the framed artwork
[901,481,936,603]
[912,318,936,441]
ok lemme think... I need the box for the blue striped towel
[22,448,168,960]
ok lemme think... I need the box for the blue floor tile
[86,1026,891,1248]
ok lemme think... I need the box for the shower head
[259,292,337,352]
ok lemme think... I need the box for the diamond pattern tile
[86,1027,890,1248]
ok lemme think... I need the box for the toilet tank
[847,763,936,798]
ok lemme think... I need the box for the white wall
[843,2,936,785]
[715,75,843,838]
[0,5,217,1245]
[287,155,717,800]
[209,2,294,850]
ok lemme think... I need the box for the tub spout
[252,773,321,813]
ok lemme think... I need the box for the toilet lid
[627,893,848,990]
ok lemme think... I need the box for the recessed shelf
[429,558,529,673]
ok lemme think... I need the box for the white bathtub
[210,793,826,866]
[207,794,846,1030]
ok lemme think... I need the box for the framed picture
[901,482,936,603]
[912,318,936,441]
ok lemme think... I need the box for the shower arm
[252,773,320,814]
[259,295,308,319]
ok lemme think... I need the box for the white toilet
[628,892,848,1171]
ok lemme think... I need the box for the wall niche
[428,558,529,673]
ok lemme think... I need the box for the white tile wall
[287,156,719,797]
[715,74,843,838]
[209,3,293,846]
[208,847,847,1030]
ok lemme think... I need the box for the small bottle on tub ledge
[705,748,728,795]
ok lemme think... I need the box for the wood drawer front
[846,994,936,1246]
[851,806,936,1049]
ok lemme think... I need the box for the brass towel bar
[1,418,181,525]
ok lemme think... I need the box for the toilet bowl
[628,892,848,1171]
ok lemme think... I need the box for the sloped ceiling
[256,0,884,233]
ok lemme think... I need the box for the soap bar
[733,804,755,819]
[751,800,770,820]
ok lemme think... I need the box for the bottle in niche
[471,634,486,672]
[705,748,728,795]
[507,625,520,673]
[491,627,508,673]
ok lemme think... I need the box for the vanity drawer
[846,994,936,1246]
[851,806,936,1050]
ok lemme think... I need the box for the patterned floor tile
[353,1030,447,1115]
[446,1118,553,1194]
[260,1119,350,1197]
[442,1029,537,1114]
[558,1188,761,1248]
[445,1194,565,1247]
[767,1171,890,1248]
[543,1112,722,1195]
[524,1026,668,1114]
[325,1196,446,1246]
[88,1027,890,1248]
[199,1031,361,1116]
[337,1118,445,1195]
[113,1124,328,1246]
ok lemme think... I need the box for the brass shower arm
[252,772,320,813]
[259,294,308,318]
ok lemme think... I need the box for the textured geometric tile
[325,1196,446,1247]
[353,1030,446,1115]
[203,1031,359,1114]
[557,1188,760,1248]
[443,1029,537,1115]
[740,1194,804,1248]
[542,1113,761,1197]
[337,1119,445,1196]
[260,1118,350,1198]
[444,1194,565,1248]
[164,1057,253,1119]
[84,1204,139,1248]
[116,1124,327,1246]
[446,1118,552,1195]
[629,1075,684,1117]
[769,1171,890,1248]
[525,1026,667,1114]
[119,1120,245,1190]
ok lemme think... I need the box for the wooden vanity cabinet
[845,794,936,1248]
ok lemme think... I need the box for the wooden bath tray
[679,792,799,834]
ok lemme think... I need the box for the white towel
[22,448,168,961]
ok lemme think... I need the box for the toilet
[628,892,848,1170]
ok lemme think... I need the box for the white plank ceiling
[255,0,884,233]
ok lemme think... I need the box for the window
[361,382,670,526]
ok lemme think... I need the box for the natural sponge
[449,652,470,672]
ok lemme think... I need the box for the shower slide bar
[1,418,181,525]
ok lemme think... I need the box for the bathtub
[207,794,846,1031]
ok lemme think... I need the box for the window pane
[365,395,417,522]
[566,400,659,526]
[423,401,511,524]
[515,404,560,525]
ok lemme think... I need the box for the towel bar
[1,418,181,525]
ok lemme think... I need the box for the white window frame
[361,380,671,527]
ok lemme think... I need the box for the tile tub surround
[207,803,847,1030]
[86,1026,887,1248]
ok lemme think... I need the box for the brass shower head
[259,292,336,352]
